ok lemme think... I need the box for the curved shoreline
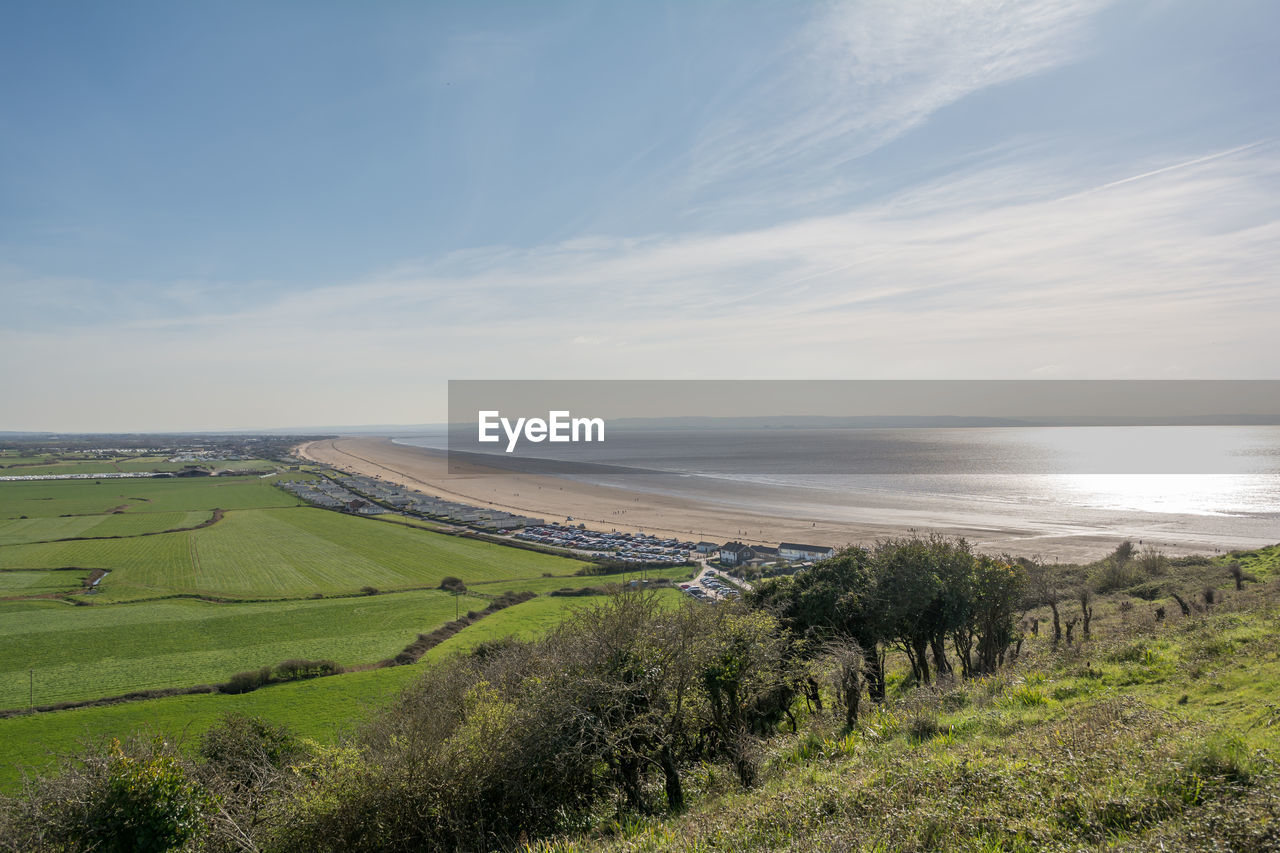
[292,437,1254,562]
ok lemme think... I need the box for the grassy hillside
[2,547,1277,851]
[524,582,1280,853]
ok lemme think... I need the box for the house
[779,542,836,562]
[751,545,780,560]
[718,542,754,567]
[694,541,719,555]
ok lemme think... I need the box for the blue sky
[2,0,1277,430]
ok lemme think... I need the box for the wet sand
[294,437,1190,562]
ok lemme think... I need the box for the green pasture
[0,510,212,546]
[0,507,585,600]
[0,475,300,520]
[0,455,279,477]
[0,570,89,597]
[0,590,489,711]
[0,591,633,789]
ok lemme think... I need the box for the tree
[697,606,788,786]
[439,576,467,593]
[1078,586,1093,639]
[1027,560,1063,646]
[969,556,1025,672]
[873,536,944,685]
[749,545,887,703]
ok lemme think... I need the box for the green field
[0,507,585,600]
[0,470,654,790]
[0,475,300,519]
[0,665,417,790]
[0,570,89,597]
[0,509,213,546]
[0,590,492,710]
[0,454,278,477]
[0,590,641,789]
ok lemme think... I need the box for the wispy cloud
[4,0,1276,430]
[5,141,1275,429]
[683,0,1113,210]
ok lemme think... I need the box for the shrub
[199,712,303,783]
[906,713,944,742]
[1093,557,1142,593]
[1126,581,1164,601]
[222,667,273,695]
[1138,545,1168,576]
[549,586,606,597]
[274,659,341,681]
[7,736,212,853]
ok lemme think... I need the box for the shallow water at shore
[395,426,1280,553]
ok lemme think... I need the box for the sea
[397,426,1280,552]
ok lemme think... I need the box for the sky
[1,0,1278,431]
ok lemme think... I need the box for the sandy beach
[292,437,1219,562]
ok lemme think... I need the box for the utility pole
[29,668,33,714]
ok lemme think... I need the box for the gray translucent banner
[445,380,1280,476]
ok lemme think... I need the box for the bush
[198,711,307,842]
[199,713,302,780]
[1125,581,1164,601]
[1138,545,1168,576]
[90,742,211,852]
[549,586,606,597]
[222,667,273,695]
[905,713,946,743]
[275,659,341,681]
[4,735,212,853]
[1093,557,1143,593]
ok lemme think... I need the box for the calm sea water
[399,426,1280,550]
